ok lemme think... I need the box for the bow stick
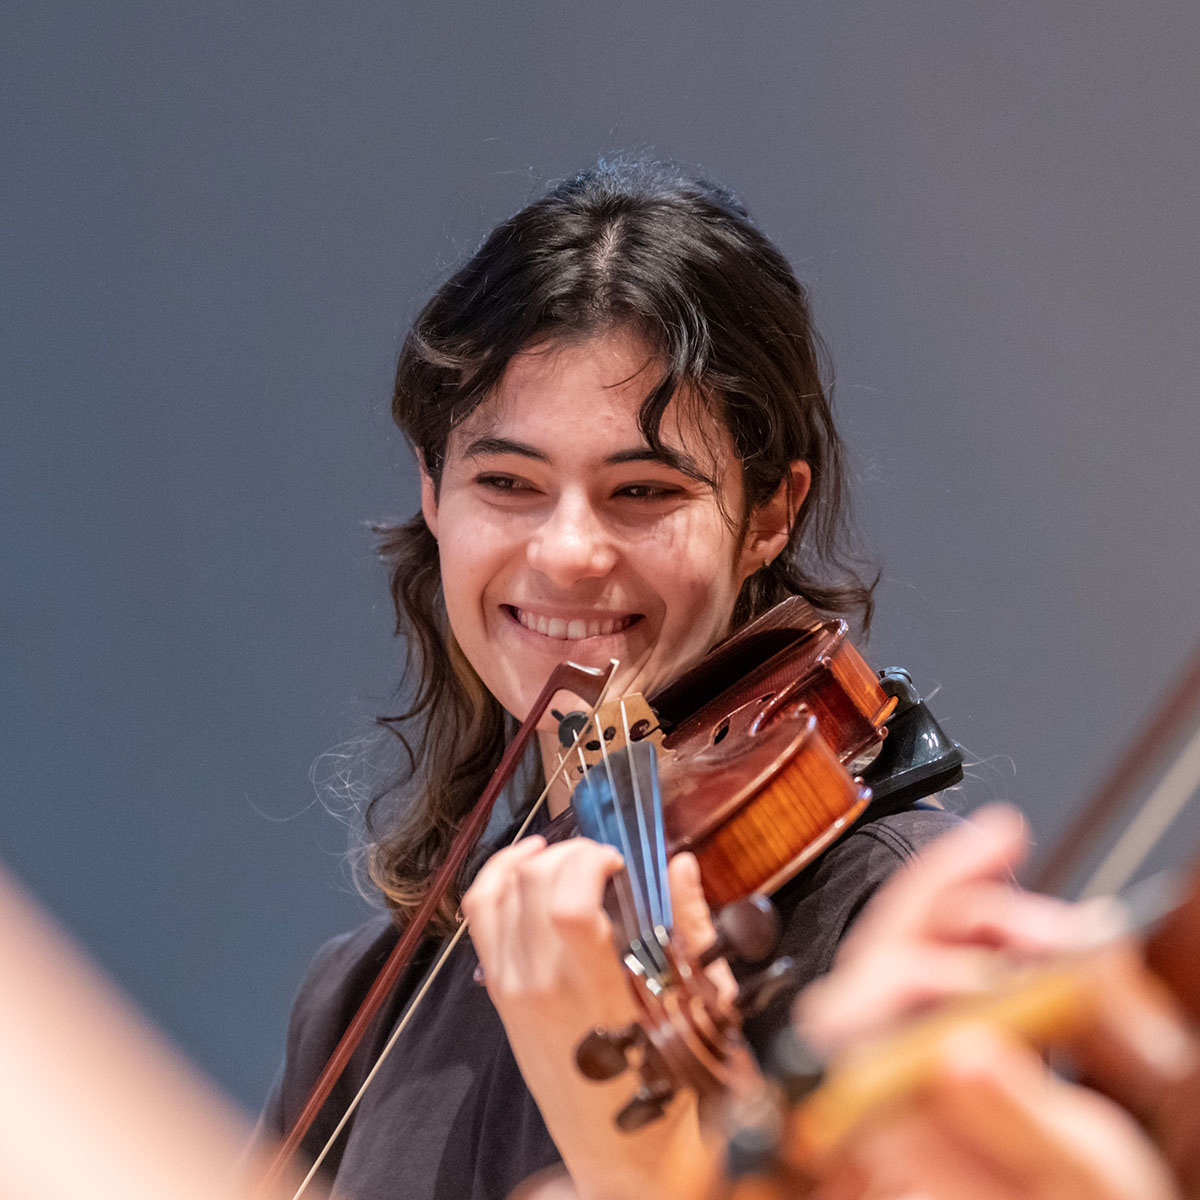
[263,658,619,1200]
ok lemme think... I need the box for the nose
[526,491,618,586]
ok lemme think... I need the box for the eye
[613,482,683,501]
[474,473,535,494]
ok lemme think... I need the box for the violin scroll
[584,936,764,1133]
[574,893,789,1128]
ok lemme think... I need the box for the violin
[264,597,964,1194]
[694,640,1200,1199]
[546,598,953,903]
[545,599,964,1128]
[689,856,1200,1200]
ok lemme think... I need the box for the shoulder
[262,912,399,1136]
[739,804,959,1055]
[825,803,962,881]
[288,912,398,1052]
[779,803,961,950]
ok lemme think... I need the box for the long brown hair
[367,158,876,933]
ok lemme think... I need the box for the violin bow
[262,658,618,1200]
[1030,638,1200,896]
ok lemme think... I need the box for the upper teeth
[514,609,634,640]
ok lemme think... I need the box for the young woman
[261,159,961,1200]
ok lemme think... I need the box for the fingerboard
[570,706,673,983]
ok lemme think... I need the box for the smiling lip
[507,605,640,641]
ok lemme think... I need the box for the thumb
[667,853,738,1006]
[666,852,716,958]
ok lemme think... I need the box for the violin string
[624,704,657,931]
[508,657,621,842]
[572,734,642,944]
[642,707,670,938]
[548,698,644,953]
[609,699,671,977]
[593,704,656,959]
[1079,717,1200,899]
[290,661,621,1200]
[620,698,671,939]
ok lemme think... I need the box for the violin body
[563,599,966,1129]
[651,599,895,767]
[663,708,871,907]
[554,599,920,907]
[654,607,896,906]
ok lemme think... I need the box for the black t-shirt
[261,806,958,1200]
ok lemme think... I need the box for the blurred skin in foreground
[515,806,1200,1200]
[795,809,1200,1199]
[0,866,318,1200]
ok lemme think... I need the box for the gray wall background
[3,2,1198,1111]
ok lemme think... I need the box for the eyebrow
[462,436,709,483]
[463,435,551,464]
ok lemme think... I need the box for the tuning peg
[615,1080,675,1131]
[700,894,781,967]
[576,1024,643,1080]
[735,956,798,1019]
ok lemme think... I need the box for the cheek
[435,525,500,638]
[657,521,745,607]
[649,507,740,569]
[437,500,511,587]
[657,558,742,650]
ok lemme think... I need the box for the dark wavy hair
[367,158,876,931]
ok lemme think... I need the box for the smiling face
[420,329,801,730]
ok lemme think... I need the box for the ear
[418,454,439,540]
[737,461,812,580]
